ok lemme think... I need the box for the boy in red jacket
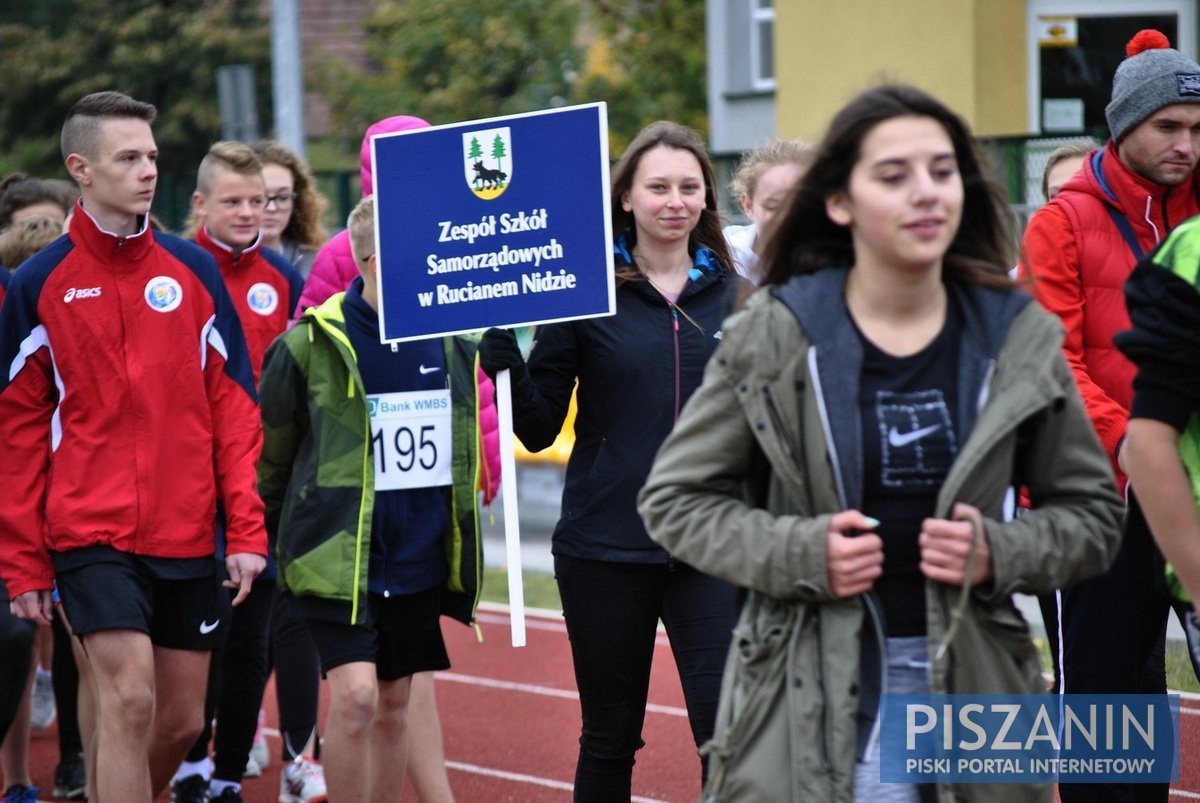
[171,140,303,803]
[0,92,267,802]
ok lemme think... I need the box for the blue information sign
[371,103,614,342]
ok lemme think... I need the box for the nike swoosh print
[887,423,942,448]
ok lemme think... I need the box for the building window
[1026,0,1196,134]
[751,0,775,90]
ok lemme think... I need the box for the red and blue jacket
[0,204,268,598]
[0,268,8,308]
[195,227,302,384]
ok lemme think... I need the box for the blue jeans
[854,635,930,803]
[554,554,738,803]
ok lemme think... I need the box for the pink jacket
[294,114,501,501]
[295,114,431,316]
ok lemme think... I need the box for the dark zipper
[1162,187,1172,233]
[763,387,799,464]
[670,304,681,420]
[810,609,833,773]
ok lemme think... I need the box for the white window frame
[1026,0,1196,133]
[750,0,776,91]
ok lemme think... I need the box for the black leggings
[0,600,36,744]
[184,578,323,775]
[52,610,83,756]
[1058,498,1175,803]
[269,584,322,762]
[212,578,274,781]
[554,554,738,803]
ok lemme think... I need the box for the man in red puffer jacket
[1022,29,1200,803]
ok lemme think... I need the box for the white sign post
[495,369,525,646]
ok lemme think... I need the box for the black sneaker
[171,774,210,803]
[53,751,87,800]
[210,787,243,803]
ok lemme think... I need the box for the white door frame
[1027,0,1197,133]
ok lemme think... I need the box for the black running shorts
[303,584,450,680]
[54,547,223,650]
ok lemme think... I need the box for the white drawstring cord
[1144,195,1161,244]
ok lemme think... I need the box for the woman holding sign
[480,121,744,800]
[636,85,1123,801]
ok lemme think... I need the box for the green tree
[0,0,271,179]
[317,0,581,144]
[491,135,507,170]
[468,136,483,161]
[316,0,708,164]
[574,0,709,154]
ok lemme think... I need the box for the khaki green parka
[639,269,1123,802]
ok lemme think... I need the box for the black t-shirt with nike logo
[856,296,961,637]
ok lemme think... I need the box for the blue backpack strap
[1090,148,1146,261]
[1104,205,1145,261]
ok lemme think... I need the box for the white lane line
[475,604,672,645]
[475,610,568,634]
[445,760,668,803]
[263,727,672,801]
[479,600,563,619]
[436,671,689,718]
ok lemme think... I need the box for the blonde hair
[1041,139,1098,201]
[185,141,264,236]
[730,139,814,203]
[0,216,65,268]
[195,141,263,194]
[347,195,375,265]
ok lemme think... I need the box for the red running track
[13,602,1200,801]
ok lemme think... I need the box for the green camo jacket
[639,271,1122,802]
[258,292,487,627]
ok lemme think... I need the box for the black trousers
[554,554,738,803]
[184,575,270,781]
[0,599,35,744]
[269,584,322,762]
[52,610,83,757]
[185,576,323,777]
[1058,495,1181,803]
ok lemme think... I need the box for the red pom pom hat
[1106,29,1200,141]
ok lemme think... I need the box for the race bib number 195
[368,390,452,491]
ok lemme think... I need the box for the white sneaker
[279,758,326,803]
[30,670,55,730]
[244,708,269,777]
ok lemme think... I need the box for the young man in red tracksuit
[170,141,303,803]
[0,92,267,803]
[1022,31,1200,803]
[190,141,303,383]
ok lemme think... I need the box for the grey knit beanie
[1106,29,1200,141]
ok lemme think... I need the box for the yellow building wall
[776,0,1027,141]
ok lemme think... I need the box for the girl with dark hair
[479,120,743,800]
[638,85,1123,802]
[0,173,74,231]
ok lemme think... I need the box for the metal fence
[983,131,1107,235]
